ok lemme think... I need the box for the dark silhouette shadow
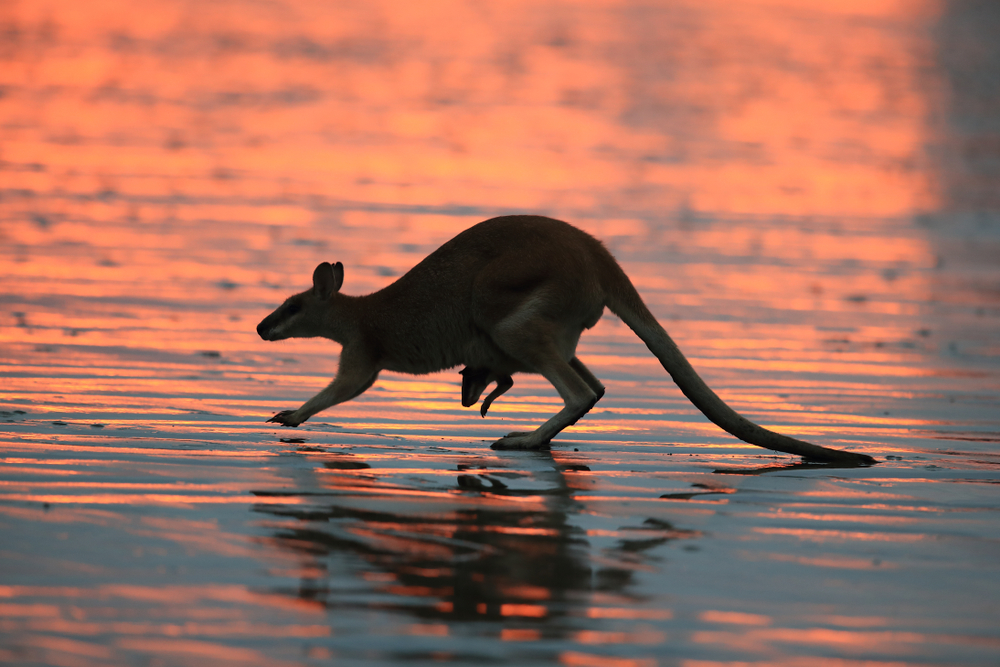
[249,446,696,647]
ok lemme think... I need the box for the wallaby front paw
[267,410,302,427]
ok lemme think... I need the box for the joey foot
[267,410,303,427]
[491,431,551,450]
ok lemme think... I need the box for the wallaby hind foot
[491,431,546,450]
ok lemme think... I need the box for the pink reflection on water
[2,0,999,665]
[560,651,657,667]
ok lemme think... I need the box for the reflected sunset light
[3,0,1000,664]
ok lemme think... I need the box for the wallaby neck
[321,292,366,345]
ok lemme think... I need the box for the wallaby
[257,215,875,464]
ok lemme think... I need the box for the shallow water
[2,0,1000,665]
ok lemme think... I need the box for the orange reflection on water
[575,629,667,645]
[0,603,62,618]
[750,510,919,526]
[753,527,927,543]
[691,626,937,653]
[0,583,325,617]
[1,439,285,459]
[0,493,299,507]
[584,608,673,621]
[560,651,657,667]
[18,635,112,661]
[764,552,898,570]
[405,623,449,637]
[500,603,547,618]
[10,617,331,640]
[700,610,771,626]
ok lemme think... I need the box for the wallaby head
[257,261,344,341]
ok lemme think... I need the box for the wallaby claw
[267,410,300,427]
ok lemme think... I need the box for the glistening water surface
[2,0,999,665]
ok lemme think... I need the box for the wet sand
[2,0,999,665]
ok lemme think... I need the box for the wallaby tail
[605,269,876,465]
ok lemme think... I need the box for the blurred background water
[1,0,999,665]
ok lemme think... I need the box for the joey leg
[460,367,514,416]
[480,375,513,417]
[491,357,598,450]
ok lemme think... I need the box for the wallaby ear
[312,262,334,299]
[312,261,344,299]
[331,261,344,293]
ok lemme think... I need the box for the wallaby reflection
[252,448,692,630]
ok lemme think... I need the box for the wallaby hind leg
[569,357,606,401]
[491,361,597,449]
[492,354,599,450]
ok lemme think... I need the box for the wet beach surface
[2,0,1000,665]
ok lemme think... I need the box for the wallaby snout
[256,318,272,340]
[257,302,300,341]
[256,313,279,341]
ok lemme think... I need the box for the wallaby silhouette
[257,215,875,464]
